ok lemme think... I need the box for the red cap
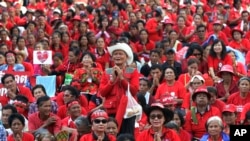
[72,15,81,21]
[232,26,244,35]
[216,0,224,5]
[163,19,174,25]
[192,86,211,101]
[217,65,234,77]
[91,109,109,120]
[213,20,222,25]
[222,104,236,113]
[160,95,177,106]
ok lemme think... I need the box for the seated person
[28,96,62,135]
[29,84,58,116]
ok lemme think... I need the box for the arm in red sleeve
[120,69,139,96]
[28,114,36,132]
[99,72,115,97]
[145,19,158,34]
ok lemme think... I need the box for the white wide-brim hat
[107,43,133,65]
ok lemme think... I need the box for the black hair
[32,84,47,96]
[173,110,185,126]
[2,104,17,113]
[69,47,81,57]
[1,73,15,84]
[8,113,25,127]
[81,51,96,62]
[150,49,161,56]
[185,42,203,59]
[14,95,29,104]
[53,52,64,61]
[187,57,200,66]
[150,64,162,72]
[207,86,217,96]
[37,96,51,107]
[139,77,151,88]
[164,66,177,78]
[137,93,149,113]
[10,26,20,37]
[0,52,4,57]
[209,39,227,59]
[165,121,179,131]
[139,29,148,35]
[196,24,206,31]
[16,36,25,44]
[107,117,118,127]
[238,77,250,86]
[25,21,37,29]
[117,133,135,141]
[69,40,80,49]
[63,85,80,98]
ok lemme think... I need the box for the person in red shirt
[7,113,34,141]
[215,65,239,102]
[136,102,181,141]
[227,77,250,122]
[154,66,186,108]
[0,73,35,106]
[183,86,221,140]
[145,8,163,42]
[208,21,229,45]
[28,96,62,135]
[222,104,238,135]
[80,109,116,141]
[207,86,226,113]
[191,24,208,45]
[57,85,88,119]
[135,29,155,61]
[229,27,250,54]
[62,100,83,141]
[207,39,233,83]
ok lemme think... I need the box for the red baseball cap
[222,104,236,113]
[192,86,211,101]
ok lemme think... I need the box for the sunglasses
[150,114,163,119]
[93,119,108,124]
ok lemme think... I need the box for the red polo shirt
[28,112,61,135]
[183,106,221,139]
[136,127,181,141]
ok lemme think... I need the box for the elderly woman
[215,65,239,102]
[80,109,116,141]
[183,86,221,140]
[7,113,34,141]
[200,116,230,141]
[99,43,139,133]
[137,103,180,141]
[0,51,24,71]
[227,77,250,122]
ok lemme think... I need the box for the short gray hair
[205,116,223,131]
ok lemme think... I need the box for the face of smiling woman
[149,109,165,128]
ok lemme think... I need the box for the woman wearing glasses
[137,103,180,141]
[80,109,116,141]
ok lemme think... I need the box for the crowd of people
[1,0,250,140]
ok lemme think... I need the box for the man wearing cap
[183,86,221,140]
[222,104,238,134]
[145,8,163,42]
[208,20,229,45]
[99,43,139,134]
[162,48,182,79]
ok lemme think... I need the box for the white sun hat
[107,43,134,65]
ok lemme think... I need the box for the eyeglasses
[93,119,108,124]
[150,114,163,119]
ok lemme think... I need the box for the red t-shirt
[7,132,34,141]
[154,81,186,101]
[207,54,233,73]
[28,112,61,135]
[229,39,250,53]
